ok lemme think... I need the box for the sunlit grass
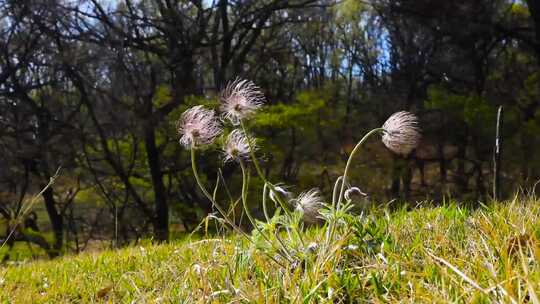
[1,196,539,303]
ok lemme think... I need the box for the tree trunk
[526,0,540,60]
[144,123,169,242]
[42,187,63,256]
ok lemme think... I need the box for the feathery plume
[220,78,265,124]
[381,111,421,156]
[177,105,222,148]
[223,129,255,162]
[294,188,324,224]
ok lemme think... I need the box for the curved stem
[239,160,258,230]
[191,148,244,236]
[262,183,272,222]
[239,121,306,250]
[240,160,293,261]
[326,128,384,246]
[262,183,299,251]
[332,176,344,206]
[191,148,286,267]
[239,121,293,216]
[336,128,385,209]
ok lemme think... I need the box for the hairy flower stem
[239,120,305,247]
[239,121,292,215]
[262,183,295,253]
[240,160,293,261]
[336,128,385,208]
[332,176,344,206]
[191,148,244,235]
[262,184,272,223]
[326,128,384,246]
[191,149,286,267]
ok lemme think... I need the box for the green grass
[1,196,540,303]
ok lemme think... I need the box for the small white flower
[381,111,421,156]
[220,78,265,124]
[293,188,324,224]
[223,129,255,162]
[177,105,222,148]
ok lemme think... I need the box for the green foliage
[335,0,365,23]
[252,90,326,130]
[253,91,326,129]
[426,85,495,126]
[2,197,540,302]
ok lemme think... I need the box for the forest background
[1,0,539,259]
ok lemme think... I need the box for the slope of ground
[1,197,539,303]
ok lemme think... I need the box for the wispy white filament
[223,129,255,162]
[177,105,222,148]
[294,188,324,224]
[381,111,421,156]
[220,78,265,124]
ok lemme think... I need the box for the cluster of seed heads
[178,78,421,223]
[176,78,263,162]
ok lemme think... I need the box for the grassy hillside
[1,196,540,303]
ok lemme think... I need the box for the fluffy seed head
[220,78,265,124]
[223,129,255,162]
[294,188,324,224]
[381,111,421,156]
[177,105,222,148]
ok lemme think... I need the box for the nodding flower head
[220,78,265,124]
[344,186,368,202]
[269,184,293,204]
[177,105,222,148]
[223,129,255,162]
[381,111,421,156]
[293,188,324,224]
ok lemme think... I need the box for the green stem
[239,121,293,216]
[262,183,272,222]
[191,148,245,236]
[239,121,307,246]
[326,128,384,246]
[239,160,293,261]
[191,148,287,267]
[332,176,343,206]
[336,128,385,209]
